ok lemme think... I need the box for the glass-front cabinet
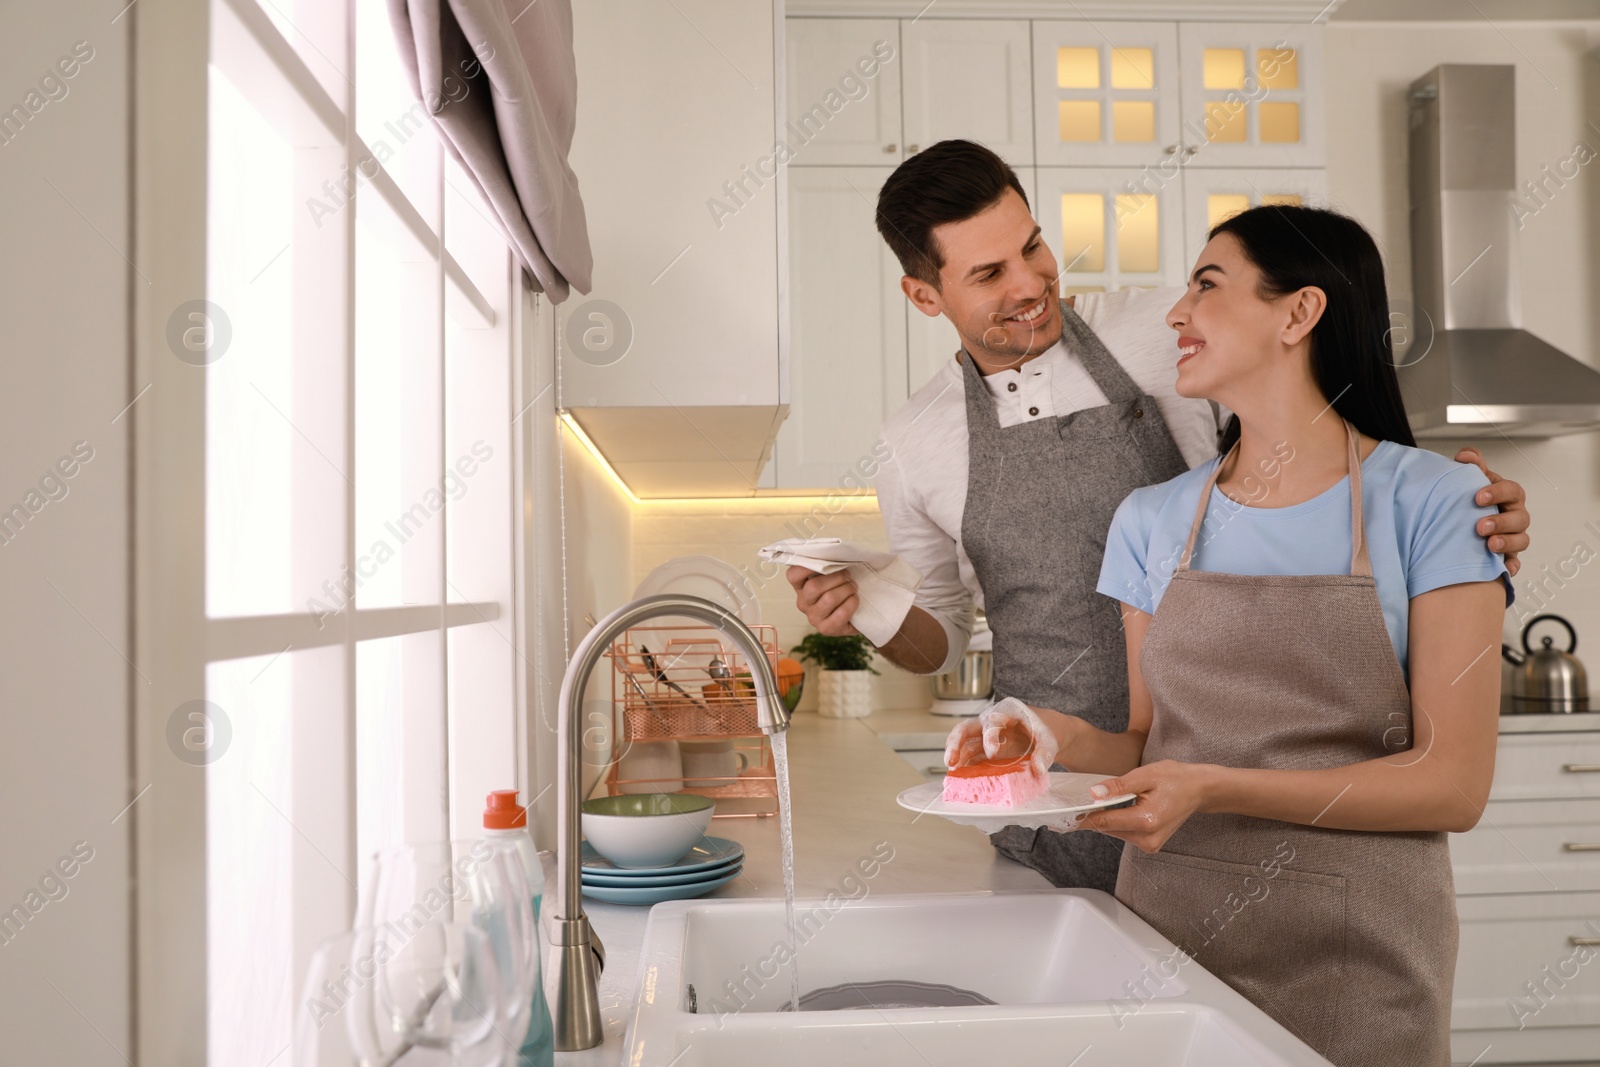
[1179,168,1329,268]
[1032,22,1183,168]
[1176,23,1324,168]
[1035,167,1186,296]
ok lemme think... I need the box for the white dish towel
[758,538,922,647]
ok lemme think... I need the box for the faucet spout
[549,594,787,1050]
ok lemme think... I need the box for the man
[787,140,1531,893]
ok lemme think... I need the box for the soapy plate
[897,771,1137,833]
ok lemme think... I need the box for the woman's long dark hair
[1207,205,1415,453]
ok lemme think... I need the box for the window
[204,1,525,1060]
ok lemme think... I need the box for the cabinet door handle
[1181,145,1199,159]
[1164,144,1179,155]
[1561,842,1600,851]
[1562,763,1600,772]
[906,144,920,154]
[884,143,898,153]
[1571,936,1600,947]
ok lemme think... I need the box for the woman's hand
[1075,760,1212,853]
[943,697,1060,776]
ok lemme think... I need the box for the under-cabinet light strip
[555,410,880,509]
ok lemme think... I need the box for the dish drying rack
[602,623,781,818]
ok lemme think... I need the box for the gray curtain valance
[388,0,593,302]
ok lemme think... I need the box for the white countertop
[551,703,1600,1063]
[552,709,1048,1065]
[867,703,1600,744]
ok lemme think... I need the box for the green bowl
[581,792,715,868]
[581,793,714,818]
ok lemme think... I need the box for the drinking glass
[293,920,502,1066]
[358,839,537,1062]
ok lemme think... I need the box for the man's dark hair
[875,139,1029,290]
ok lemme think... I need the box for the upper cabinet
[785,19,904,166]
[1036,166,1186,296]
[565,0,786,498]
[1032,22,1182,168]
[776,168,908,488]
[1176,23,1324,168]
[902,20,1034,165]
[1178,167,1329,268]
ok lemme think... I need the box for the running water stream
[770,729,800,1012]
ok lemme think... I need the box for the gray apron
[1116,420,1457,1066]
[960,299,1189,893]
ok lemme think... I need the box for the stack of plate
[580,836,744,905]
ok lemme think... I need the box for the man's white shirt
[875,286,1225,673]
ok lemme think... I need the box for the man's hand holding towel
[759,537,922,647]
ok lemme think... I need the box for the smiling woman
[1026,205,1512,1067]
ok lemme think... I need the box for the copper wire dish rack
[603,623,781,818]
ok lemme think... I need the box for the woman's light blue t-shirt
[1095,440,1511,674]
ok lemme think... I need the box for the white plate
[633,555,760,624]
[896,771,1137,833]
[631,556,762,669]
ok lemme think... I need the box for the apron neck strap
[1059,300,1141,403]
[1177,418,1372,577]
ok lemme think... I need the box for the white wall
[1325,21,1600,655]
[0,2,132,1061]
[524,292,636,849]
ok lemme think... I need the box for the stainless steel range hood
[1399,64,1600,438]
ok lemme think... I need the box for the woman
[948,206,1507,1066]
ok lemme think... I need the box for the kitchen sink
[623,890,1334,1065]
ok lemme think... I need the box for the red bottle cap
[483,789,527,829]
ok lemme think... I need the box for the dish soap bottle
[484,789,555,1067]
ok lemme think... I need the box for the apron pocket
[1120,846,1348,1055]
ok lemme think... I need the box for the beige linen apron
[1115,420,1457,1067]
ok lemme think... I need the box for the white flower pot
[816,669,873,719]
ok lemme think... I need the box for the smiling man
[786,139,1531,892]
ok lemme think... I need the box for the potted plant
[792,633,879,719]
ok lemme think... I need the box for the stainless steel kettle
[1502,614,1589,714]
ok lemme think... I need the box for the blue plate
[581,866,741,905]
[580,835,744,877]
[582,859,741,888]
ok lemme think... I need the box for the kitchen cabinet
[1447,724,1600,1063]
[1035,166,1187,295]
[902,19,1034,165]
[1176,23,1324,168]
[774,168,907,488]
[780,17,1328,491]
[1031,21,1182,168]
[786,18,1034,169]
[785,18,903,167]
[563,0,787,498]
[1178,167,1328,268]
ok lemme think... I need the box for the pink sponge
[942,757,1049,807]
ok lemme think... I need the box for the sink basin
[624,890,1333,1066]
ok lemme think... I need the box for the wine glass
[358,840,537,1062]
[293,920,502,1066]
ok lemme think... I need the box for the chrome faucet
[548,594,791,1050]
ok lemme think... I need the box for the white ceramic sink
[623,890,1333,1066]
